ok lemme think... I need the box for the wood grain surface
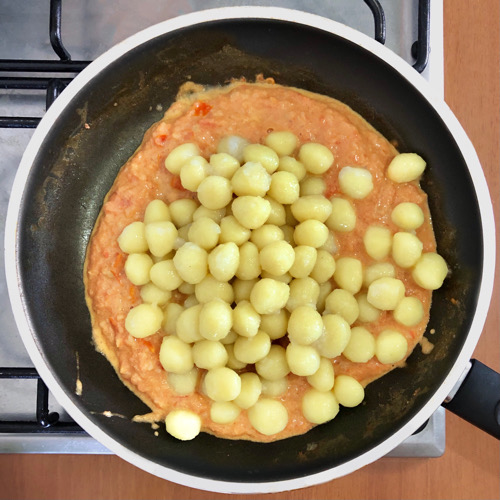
[1,0,499,498]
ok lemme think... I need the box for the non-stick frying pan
[5,8,499,494]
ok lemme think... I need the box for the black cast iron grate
[0,0,430,434]
[0,368,82,433]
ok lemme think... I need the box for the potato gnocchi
[85,80,447,443]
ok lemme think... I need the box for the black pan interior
[17,19,483,482]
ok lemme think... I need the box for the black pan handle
[442,359,500,439]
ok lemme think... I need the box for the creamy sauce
[84,80,435,442]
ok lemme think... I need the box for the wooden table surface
[1,1,499,499]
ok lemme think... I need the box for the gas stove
[0,0,445,457]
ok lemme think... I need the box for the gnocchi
[265,130,298,156]
[298,142,334,174]
[268,171,300,204]
[375,329,408,364]
[96,100,448,443]
[247,399,288,436]
[231,161,271,197]
[165,410,201,441]
[326,197,356,232]
[333,375,365,407]
[412,252,448,290]
[243,143,279,174]
[302,388,339,424]
[387,152,426,183]
[125,303,163,338]
[367,277,406,311]
[204,367,242,402]
[338,166,374,199]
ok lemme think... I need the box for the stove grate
[0,368,84,433]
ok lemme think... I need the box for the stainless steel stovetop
[0,0,445,456]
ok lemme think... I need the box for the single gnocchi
[217,134,249,162]
[247,398,288,436]
[159,335,194,374]
[150,260,183,291]
[255,345,290,381]
[307,357,335,392]
[124,253,153,286]
[169,199,198,228]
[232,196,272,229]
[375,330,409,364]
[326,197,356,232]
[188,217,221,250]
[387,153,426,183]
[367,277,406,311]
[199,299,233,341]
[333,257,363,294]
[173,242,208,284]
[391,202,425,230]
[179,155,208,191]
[250,278,290,315]
[392,232,423,268]
[197,175,233,210]
[412,252,448,290]
[165,410,201,441]
[145,221,178,257]
[325,288,359,325]
[243,143,279,174]
[342,326,376,363]
[164,143,200,175]
[291,195,332,222]
[333,375,365,407]
[286,343,321,377]
[231,161,271,197]
[192,340,229,370]
[268,171,300,205]
[117,221,149,254]
[233,372,262,409]
[294,219,329,248]
[144,199,170,223]
[302,389,339,424]
[315,314,351,358]
[300,175,326,196]
[265,130,298,156]
[232,300,261,338]
[289,245,317,278]
[338,166,373,199]
[259,240,295,276]
[286,277,320,311]
[233,330,272,364]
[250,224,284,250]
[236,242,261,280]
[287,306,324,345]
[125,303,163,338]
[167,368,199,396]
[204,366,242,402]
[394,296,425,326]
[298,142,334,174]
[210,402,241,424]
[208,242,240,282]
[209,152,240,179]
[363,226,392,260]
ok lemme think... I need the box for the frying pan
[5,7,499,494]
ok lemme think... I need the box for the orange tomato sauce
[84,81,434,442]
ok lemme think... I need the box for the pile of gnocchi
[116,130,448,441]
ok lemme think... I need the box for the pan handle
[442,359,500,439]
